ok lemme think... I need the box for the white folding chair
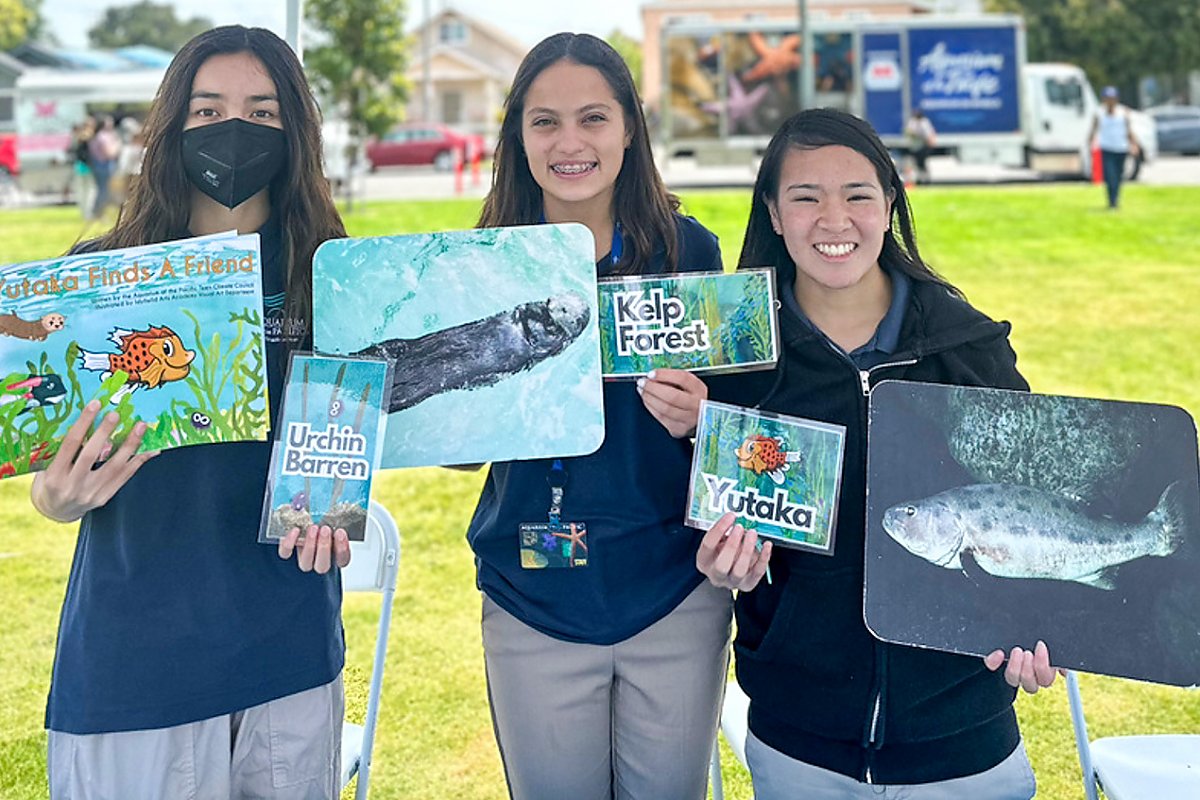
[709,679,753,800]
[1066,670,1200,800]
[339,500,401,800]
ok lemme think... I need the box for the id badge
[519,521,588,568]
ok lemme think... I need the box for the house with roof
[405,8,527,138]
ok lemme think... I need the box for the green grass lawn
[2,183,1199,799]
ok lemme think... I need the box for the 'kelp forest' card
[687,400,846,554]
[865,380,1200,686]
[598,268,778,377]
[259,354,390,543]
[312,224,603,468]
[0,232,268,479]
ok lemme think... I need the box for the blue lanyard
[538,213,623,266]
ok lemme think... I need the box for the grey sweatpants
[47,675,344,800]
[482,581,733,800]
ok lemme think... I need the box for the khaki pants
[47,675,344,800]
[482,581,733,800]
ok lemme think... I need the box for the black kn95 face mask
[181,118,287,209]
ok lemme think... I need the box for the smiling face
[184,51,283,133]
[767,145,893,298]
[521,59,631,221]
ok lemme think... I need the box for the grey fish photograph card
[687,400,846,554]
[865,380,1200,686]
[598,268,778,378]
[259,353,391,543]
[0,232,267,479]
[312,224,602,468]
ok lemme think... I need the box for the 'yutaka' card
[0,231,267,479]
[686,400,846,554]
[259,353,391,543]
[598,268,779,377]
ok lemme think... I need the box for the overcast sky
[40,0,646,50]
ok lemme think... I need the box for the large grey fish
[882,482,1185,590]
[943,389,1150,505]
[354,293,590,413]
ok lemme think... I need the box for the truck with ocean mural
[659,14,1156,179]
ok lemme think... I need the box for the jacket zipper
[858,357,918,397]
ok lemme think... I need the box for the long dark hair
[91,25,345,332]
[478,32,679,275]
[739,108,956,293]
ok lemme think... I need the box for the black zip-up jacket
[707,268,1030,785]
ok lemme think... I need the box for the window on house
[439,20,467,45]
[442,91,463,125]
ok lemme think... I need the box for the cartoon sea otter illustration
[735,435,802,485]
[78,325,196,400]
[0,312,66,341]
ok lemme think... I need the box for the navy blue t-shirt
[466,214,723,645]
[46,220,344,734]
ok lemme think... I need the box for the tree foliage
[0,0,38,50]
[606,29,643,92]
[986,0,1200,99]
[87,1,211,52]
[304,0,408,141]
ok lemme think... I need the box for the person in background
[468,31,732,800]
[903,108,936,185]
[699,108,1059,800]
[86,115,121,219]
[1088,86,1140,210]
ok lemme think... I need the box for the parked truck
[660,14,1155,179]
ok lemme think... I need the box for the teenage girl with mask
[467,32,731,800]
[699,109,1058,800]
[32,26,349,799]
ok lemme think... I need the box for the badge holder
[519,459,588,568]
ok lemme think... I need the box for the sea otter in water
[0,312,66,341]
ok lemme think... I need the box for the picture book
[865,380,1200,686]
[687,400,846,555]
[259,353,390,543]
[0,232,268,479]
[312,224,603,468]
[598,268,778,377]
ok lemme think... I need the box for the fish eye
[163,340,175,357]
[904,505,916,516]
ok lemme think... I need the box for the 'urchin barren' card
[259,353,390,543]
[865,380,1200,686]
[598,268,778,377]
[687,400,846,554]
[312,224,602,468]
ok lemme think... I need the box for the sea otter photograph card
[312,224,602,468]
[864,380,1200,686]
[259,353,390,543]
[686,400,846,555]
[597,268,778,378]
[0,232,268,479]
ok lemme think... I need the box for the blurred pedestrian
[86,115,121,219]
[1088,86,1140,210]
[68,120,97,218]
[904,108,936,185]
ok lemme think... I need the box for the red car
[366,123,487,171]
[0,134,18,177]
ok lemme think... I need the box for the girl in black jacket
[698,109,1059,798]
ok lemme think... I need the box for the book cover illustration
[686,400,846,555]
[0,233,268,479]
[312,224,603,468]
[865,380,1200,686]
[259,354,390,543]
[598,268,778,377]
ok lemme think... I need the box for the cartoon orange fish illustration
[79,326,196,400]
[735,435,802,485]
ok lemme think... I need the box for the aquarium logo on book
[282,422,370,479]
[701,473,816,533]
[613,287,709,357]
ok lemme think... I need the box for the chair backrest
[344,500,401,800]
[1066,671,1102,800]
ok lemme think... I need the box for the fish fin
[768,468,786,485]
[1147,481,1187,556]
[1074,568,1118,590]
[140,360,165,388]
[78,350,111,372]
[786,451,802,463]
[108,328,132,346]
[110,384,137,404]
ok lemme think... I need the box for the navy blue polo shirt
[46,220,343,734]
[780,267,911,368]
[466,214,723,644]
